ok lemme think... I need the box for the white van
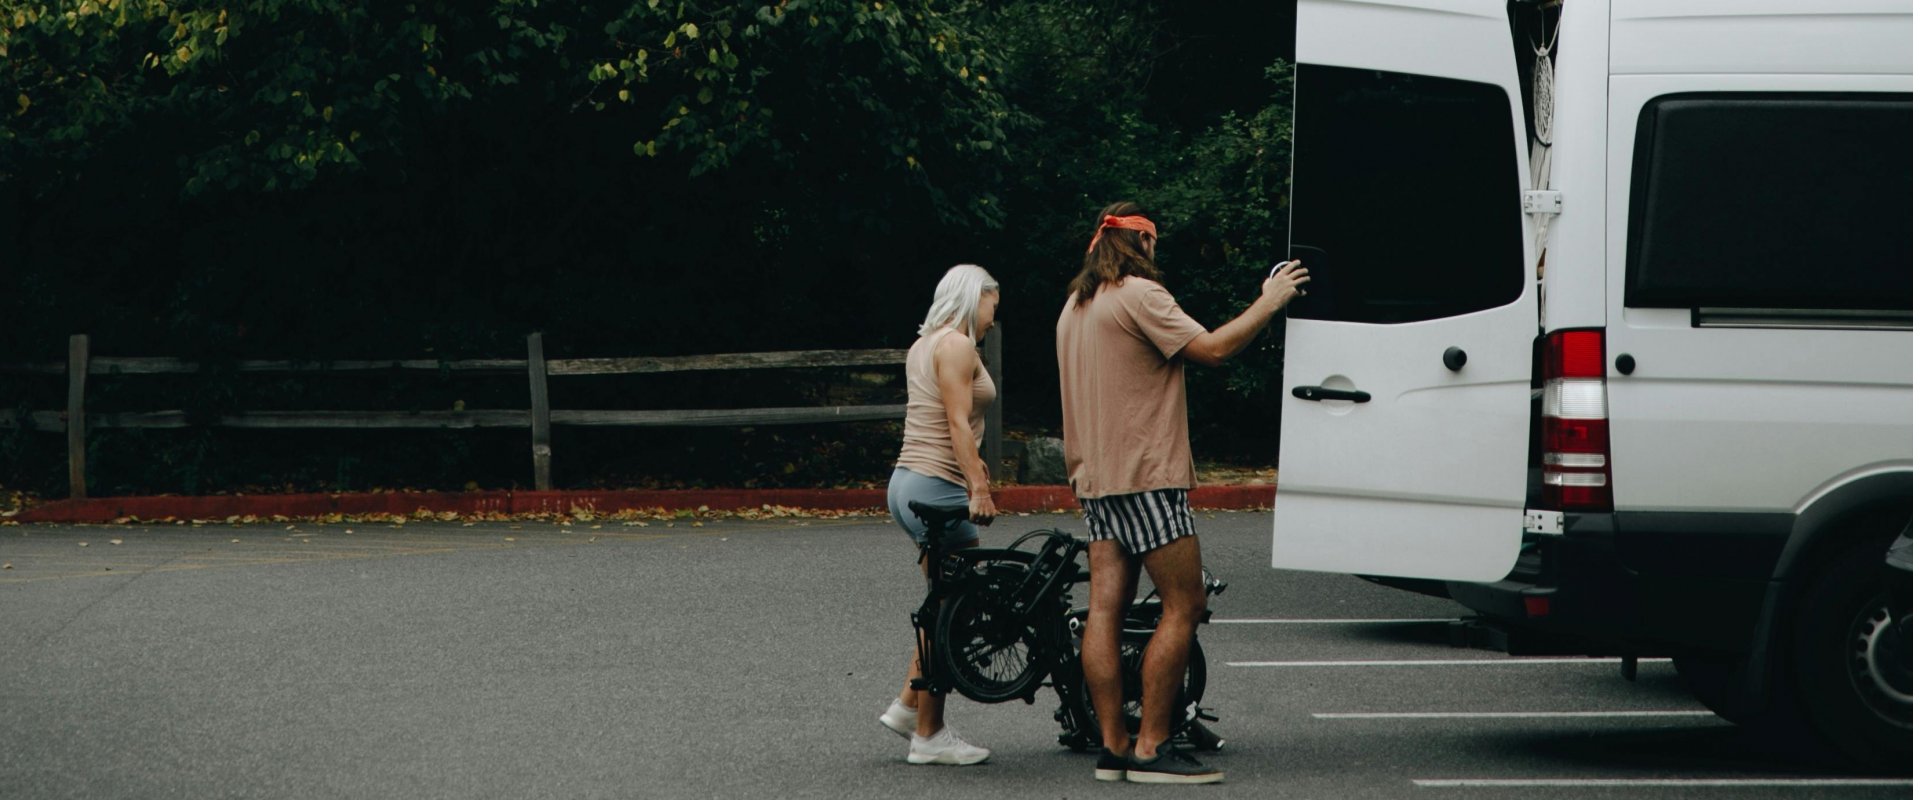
[1272,0,1912,766]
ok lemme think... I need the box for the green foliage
[970,4,1295,456]
[0,0,1299,492]
[1,0,1015,222]
[1144,60,1296,412]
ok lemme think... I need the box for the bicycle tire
[935,563,1051,704]
[1066,614,1207,740]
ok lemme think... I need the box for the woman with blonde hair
[876,263,999,766]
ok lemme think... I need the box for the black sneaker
[1094,748,1129,782]
[1126,740,1224,784]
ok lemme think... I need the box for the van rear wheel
[1790,537,1911,769]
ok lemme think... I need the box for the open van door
[1273,0,1538,582]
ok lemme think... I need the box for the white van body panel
[1292,0,1525,79]
[1603,70,1913,513]
[1273,312,1534,580]
[1537,0,1611,333]
[1611,1,1912,76]
[1278,0,1911,582]
[1272,0,1535,582]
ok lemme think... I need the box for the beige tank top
[895,328,996,488]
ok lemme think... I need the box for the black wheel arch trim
[1734,470,1913,717]
[1771,471,1913,582]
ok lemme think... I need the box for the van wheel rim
[1851,601,1912,728]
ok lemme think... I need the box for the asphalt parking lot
[0,511,1909,799]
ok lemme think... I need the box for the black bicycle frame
[904,501,1226,751]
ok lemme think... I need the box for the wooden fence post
[66,334,88,499]
[984,324,1003,482]
[527,333,553,491]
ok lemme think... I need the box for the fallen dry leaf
[110,539,123,545]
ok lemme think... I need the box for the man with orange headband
[1056,201,1309,785]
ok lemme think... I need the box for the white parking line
[1211,618,1456,624]
[1316,711,1715,720]
[1414,779,1911,788]
[1229,658,1673,667]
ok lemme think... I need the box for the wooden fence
[0,329,1005,497]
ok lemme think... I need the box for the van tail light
[1541,329,1613,512]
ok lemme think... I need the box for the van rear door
[1273,0,1538,582]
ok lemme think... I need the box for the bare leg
[897,649,919,708]
[1133,534,1206,758]
[910,632,948,736]
[902,537,977,737]
[1081,538,1142,755]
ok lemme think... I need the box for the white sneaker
[879,699,918,739]
[907,727,991,766]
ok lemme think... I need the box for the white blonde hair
[917,264,999,339]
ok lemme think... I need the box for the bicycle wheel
[1066,613,1207,739]
[935,563,1051,703]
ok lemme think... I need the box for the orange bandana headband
[1087,215,1158,253]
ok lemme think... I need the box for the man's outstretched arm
[1180,260,1310,367]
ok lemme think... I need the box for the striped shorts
[1080,489,1195,556]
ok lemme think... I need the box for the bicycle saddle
[907,501,969,526]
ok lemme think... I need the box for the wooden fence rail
[1,330,1005,496]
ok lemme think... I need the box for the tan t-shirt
[1055,276,1209,499]
[896,328,996,488]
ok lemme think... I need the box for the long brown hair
[1067,201,1161,306]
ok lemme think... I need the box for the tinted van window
[1288,65,1524,324]
[1626,93,1912,312]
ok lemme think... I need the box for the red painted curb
[9,484,1275,524]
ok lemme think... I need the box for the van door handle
[1291,385,1372,403]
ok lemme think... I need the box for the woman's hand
[1262,260,1311,309]
[968,490,997,526]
